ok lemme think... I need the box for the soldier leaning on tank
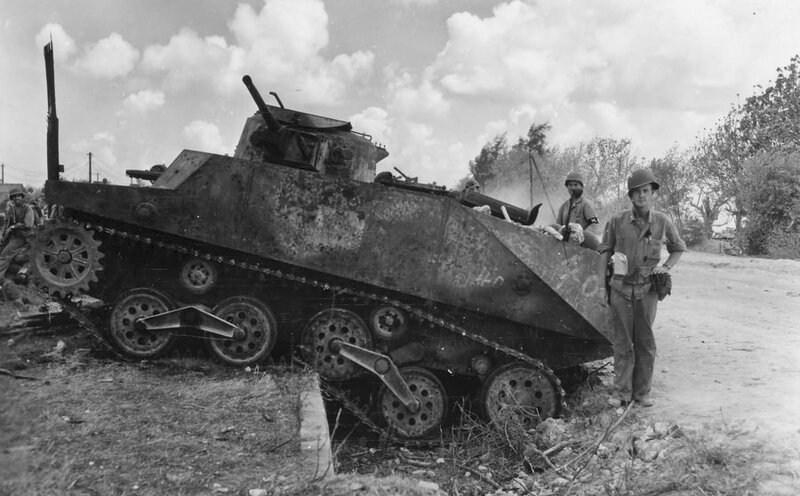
[596,169,686,408]
[551,172,602,249]
[0,187,36,284]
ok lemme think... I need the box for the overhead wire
[527,152,570,265]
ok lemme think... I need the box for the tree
[521,122,552,156]
[649,146,692,232]
[739,150,800,257]
[468,133,508,186]
[740,55,800,154]
[691,107,750,231]
[573,137,641,214]
[692,55,800,237]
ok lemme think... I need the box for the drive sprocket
[30,219,104,298]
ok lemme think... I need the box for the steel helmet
[564,171,584,186]
[8,186,26,200]
[463,178,481,192]
[627,169,660,192]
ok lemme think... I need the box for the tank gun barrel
[242,75,283,132]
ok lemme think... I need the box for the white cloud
[91,132,116,144]
[391,0,438,6]
[121,90,165,114]
[386,70,450,118]
[420,0,800,158]
[349,106,392,146]
[475,120,509,149]
[142,0,374,104]
[182,120,227,154]
[142,28,232,92]
[75,33,139,79]
[35,23,76,62]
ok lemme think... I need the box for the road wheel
[207,296,277,366]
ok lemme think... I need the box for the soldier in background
[553,172,602,249]
[0,186,36,284]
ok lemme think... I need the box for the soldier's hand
[652,265,671,275]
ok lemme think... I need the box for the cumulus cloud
[75,33,139,79]
[386,70,450,118]
[182,120,228,154]
[121,90,165,114]
[142,28,232,92]
[35,23,76,62]
[350,107,392,146]
[142,0,374,104]
[433,1,768,108]
[420,0,800,157]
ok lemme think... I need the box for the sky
[2,0,800,189]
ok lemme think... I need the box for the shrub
[739,151,800,257]
[680,218,708,248]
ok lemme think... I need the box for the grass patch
[0,337,317,496]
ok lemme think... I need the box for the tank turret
[235,76,387,182]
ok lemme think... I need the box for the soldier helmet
[8,186,26,200]
[564,171,584,186]
[627,169,660,192]
[463,178,481,192]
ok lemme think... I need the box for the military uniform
[555,196,602,239]
[599,208,686,403]
[0,193,35,281]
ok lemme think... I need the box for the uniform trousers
[609,285,658,401]
[0,235,29,280]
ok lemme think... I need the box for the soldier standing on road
[0,187,36,284]
[553,172,602,249]
[597,169,686,407]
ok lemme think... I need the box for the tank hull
[45,150,613,354]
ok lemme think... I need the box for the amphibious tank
[33,43,613,439]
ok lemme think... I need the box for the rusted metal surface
[45,149,611,344]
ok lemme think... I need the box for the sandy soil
[638,250,800,451]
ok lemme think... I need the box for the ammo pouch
[651,272,672,301]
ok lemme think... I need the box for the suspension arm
[136,305,244,339]
[329,339,420,413]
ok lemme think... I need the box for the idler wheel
[379,366,448,439]
[302,308,371,381]
[30,220,103,298]
[108,288,176,358]
[369,305,408,341]
[207,296,277,366]
[179,257,218,295]
[480,362,560,429]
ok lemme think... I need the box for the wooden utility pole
[88,152,93,182]
[1,163,4,184]
[45,40,60,181]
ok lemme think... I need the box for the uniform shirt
[3,203,35,238]
[599,209,686,298]
[556,196,601,236]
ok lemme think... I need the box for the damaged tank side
[36,53,612,440]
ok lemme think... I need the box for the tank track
[57,217,567,444]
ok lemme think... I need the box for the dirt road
[639,250,800,451]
